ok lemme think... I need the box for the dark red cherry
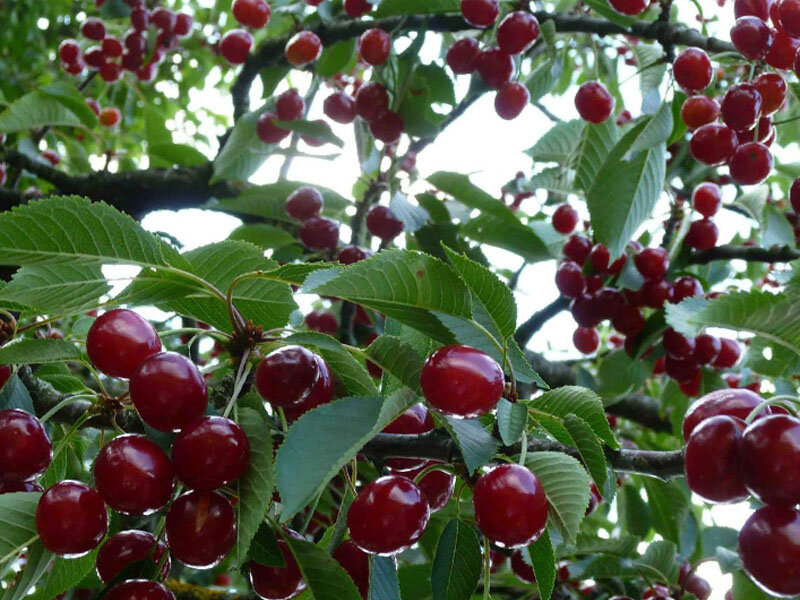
[730,142,773,185]
[475,48,514,90]
[497,11,540,55]
[100,61,122,83]
[106,580,175,600]
[681,96,720,130]
[511,550,536,583]
[102,36,123,58]
[609,0,648,14]
[446,38,481,74]
[692,182,722,217]
[36,481,107,557]
[286,187,323,221]
[731,16,774,59]
[634,247,669,280]
[685,415,748,503]
[473,464,548,547]
[359,28,391,66]
[347,475,430,555]
[285,31,322,67]
[792,178,800,213]
[383,404,435,472]
[563,234,592,264]
[0,409,51,482]
[664,355,700,383]
[257,113,291,144]
[555,261,584,298]
[575,81,614,123]
[765,30,799,69]
[338,245,373,265]
[249,535,306,600]
[573,327,599,354]
[276,89,305,121]
[305,311,338,336]
[174,13,194,37]
[722,83,763,132]
[94,434,175,515]
[552,204,578,234]
[333,541,370,599]
[0,480,42,494]
[344,0,372,17]
[150,8,176,32]
[754,72,787,114]
[232,0,271,29]
[595,288,624,320]
[590,244,610,272]
[461,0,499,27]
[641,278,673,308]
[355,83,390,122]
[82,17,106,41]
[130,352,207,432]
[735,0,771,20]
[672,276,703,302]
[739,506,800,596]
[406,462,456,512]
[690,124,738,165]
[740,414,800,506]
[282,355,334,421]
[673,47,713,93]
[685,218,719,250]
[220,29,253,65]
[612,304,645,336]
[712,338,741,368]
[87,309,161,378]
[495,82,529,120]
[299,216,340,251]
[779,0,800,35]
[173,416,250,492]
[59,39,81,63]
[256,346,321,408]
[323,92,357,124]
[662,328,695,360]
[166,491,236,569]
[369,109,405,143]
[420,345,504,418]
[96,530,171,583]
[571,293,602,328]
[693,333,721,365]
[366,205,403,241]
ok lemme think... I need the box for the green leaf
[525,452,590,544]
[276,390,416,520]
[633,45,667,114]
[572,119,619,191]
[525,52,563,104]
[39,83,99,128]
[0,263,109,315]
[249,523,284,567]
[735,186,769,222]
[213,109,273,182]
[618,483,651,538]
[0,375,35,412]
[732,570,774,600]
[304,250,472,344]
[285,537,361,600]
[427,172,517,222]
[374,0,459,16]
[233,407,274,567]
[274,119,344,148]
[531,386,618,448]
[461,215,552,263]
[431,520,482,600]
[642,479,688,545]
[634,541,679,585]
[316,39,357,78]
[398,564,433,600]
[526,120,586,164]
[572,533,639,557]
[390,194,430,234]
[229,223,297,250]
[149,142,209,167]
[523,167,575,195]
[0,492,41,566]
[529,531,556,600]
[762,203,796,247]
[563,414,608,489]
[0,91,85,133]
[628,102,674,154]
[370,556,402,600]
[0,338,81,365]
[364,335,424,392]
[2,541,51,600]
[441,417,498,474]
[597,349,651,397]
[36,549,99,600]
[496,398,527,446]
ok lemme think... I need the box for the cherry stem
[773,114,800,126]
[412,462,455,485]
[39,393,97,424]
[744,396,799,424]
[222,348,252,419]
[482,536,491,600]
[518,431,528,466]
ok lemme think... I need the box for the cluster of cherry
[683,387,800,596]
[58,1,193,83]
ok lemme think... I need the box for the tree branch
[688,244,800,265]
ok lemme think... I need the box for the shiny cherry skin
[497,11,539,54]
[232,0,271,29]
[347,475,430,555]
[721,83,763,132]
[573,327,599,354]
[754,72,787,114]
[369,109,405,143]
[366,205,403,241]
[172,416,250,491]
[175,13,194,37]
[276,89,305,121]
[383,404,435,472]
[739,506,800,596]
[692,182,722,217]
[641,278,673,308]
[282,355,334,421]
[333,541,370,599]
[575,81,614,123]
[712,338,741,368]
[681,96,720,130]
[36,481,107,557]
[495,82,529,120]
[731,16,774,59]
[59,39,81,63]
[323,92,357,124]
[166,491,236,569]
[106,580,175,600]
[299,216,340,251]
[730,142,773,185]
[130,352,207,432]
[610,0,648,14]
[682,387,763,440]
[766,30,800,69]
[735,0,771,19]
[94,434,175,515]
[0,409,52,482]
[673,47,713,93]
[693,333,722,364]
[249,537,306,600]
[420,345,503,418]
[672,276,703,303]
[359,28,391,66]
[473,464,548,548]
[563,234,592,264]
[257,113,291,144]
[0,480,42,494]
[446,38,481,74]
[355,83,390,122]
[87,309,161,378]
[286,187,323,221]
[664,355,700,383]
[256,346,321,408]
[461,0,499,27]
[475,48,514,90]
[338,245,373,265]
[685,218,719,250]
[571,293,602,328]
[779,0,800,35]
[634,247,669,280]
[285,31,322,67]
[685,415,748,503]
[220,29,253,65]
[555,261,584,298]
[344,0,372,17]
[690,124,738,166]
[510,550,536,583]
[413,464,456,512]
[82,17,106,41]
[96,530,170,583]
[662,328,695,359]
[740,414,800,506]
[552,204,578,234]
[305,311,338,336]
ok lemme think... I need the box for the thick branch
[688,244,800,265]
[515,296,570,347]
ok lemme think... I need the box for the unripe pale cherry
[673,47,713,93]
[99,107,121,127]
[574,81,614,123]
[285,32,322,67]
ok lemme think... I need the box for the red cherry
[232,0,271,28]
[641,278,673,308]
[96,530,170,583]
[685,218,719,250]
[305,311,339,336]
[735,0,772,19]
[333,541,370,599]
[679,370,702,396]
[663,328,695,359]
[681,96,720,130]
[102,36,123,58]
[690,124,738,165]
[99,107,121,127]
[257,112,291,144]
[276,89,306,121]
[791,178,800,213]
[369,110,404,143]
[338,245,373,265]
[573,327,599,354]
[106,581,175,600]
[355,83,390,122]
[64,60,85,75]
[405,462,455,512]
[0,409,51,482]
[497,11,540,55]
[473,464,548,547]
[41,148,60,166]
[59,39,81,63]
[673,47,713,93]
[740,414,800,506]
[249,535,306,600]
[664,355,700,383]
[731,16,774,59]
[475,48,514,90]
[82,17,106,41]
[150,8,176,32]
[282,355,334,421]
[173,416,250,492]
[323,92,357,124]
[590,244,610,272]
[612,304,645,336]
[93,434,174,516]
[739,506,800,596]
[692,182,722,217]
[446,38,481,74]
[100,62,122,82]
[571,293,602,328]
[610,0,648,13]
[220,29,253,65]
[175,13,194,37]
[682,388,765,440]
[137,62,157,82]
[555,261,584,298]
[563,234,592,264]
[712,338,742,369]
[130,352,207,432]
[347,475,430,555]
[595,288,624,320]
[420,345,504,418]
[285,31,322,67]
[730,142,773,185]
[86,309,161,379]
[765,30,799,68]
[511,550,536,583]
[552,204,578,234]
[754,72,787,114]
[779,0,800,35]
[166,491,236,569]
[299,216,340,251]
[721,83,763,132]
[672,276,703,302]
[83,46,105,69]
[692,333,721,365]
[575,81,614,124]
[131,8,149,30]
[0,480,41,494]
[256,346,322,408]
[685,415,748,503]
[366,205,403,241]
[344,0,372,17]
[634,247,669,280]
[461,0,499,27]
[359,28,391,66]
[36,481,107,557]
[383,404,435,472]
[286,186,323,220]
[495,82,529,120]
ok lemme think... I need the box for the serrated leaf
[36,549,99,600]
[523,167,575,194]
[209,182,351,223]
[531,386,618,448]
[427,172,516,222]
[0,91,85,133]
[642,479,688,545]
[441,417,498,474]
[0,338,81,366]
[572,533,639,557]
[461,215,551,264]
[149,142,209,167]
[370,556,402,600]
[277,389,416,520]
[0,375,35,412]
[233,408,274,567]
[213,109,273,182]
[526,120,586,164]
[2,541,51,600]
[525,452,590,544]
[735,186,769,223]
[633,45,667,114]
[618,483,651,538]
[285,537,361,600]
[364,335,423,392]
[374,0,459,16]
[563,414,608,489]
[573,119,619,191]
[39,83,99,128]
[628,102,674,154]
[497,399,527,446]
[249,523,284,567]
[0,492,41,566]
[529,531,556,600]
[525,52,563,103]
[431,520,481,600]
[634,541,679,584]
[597,349,651,397]
[762,203,795,247]
[0,263,109,315]
[390,194,429,234]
